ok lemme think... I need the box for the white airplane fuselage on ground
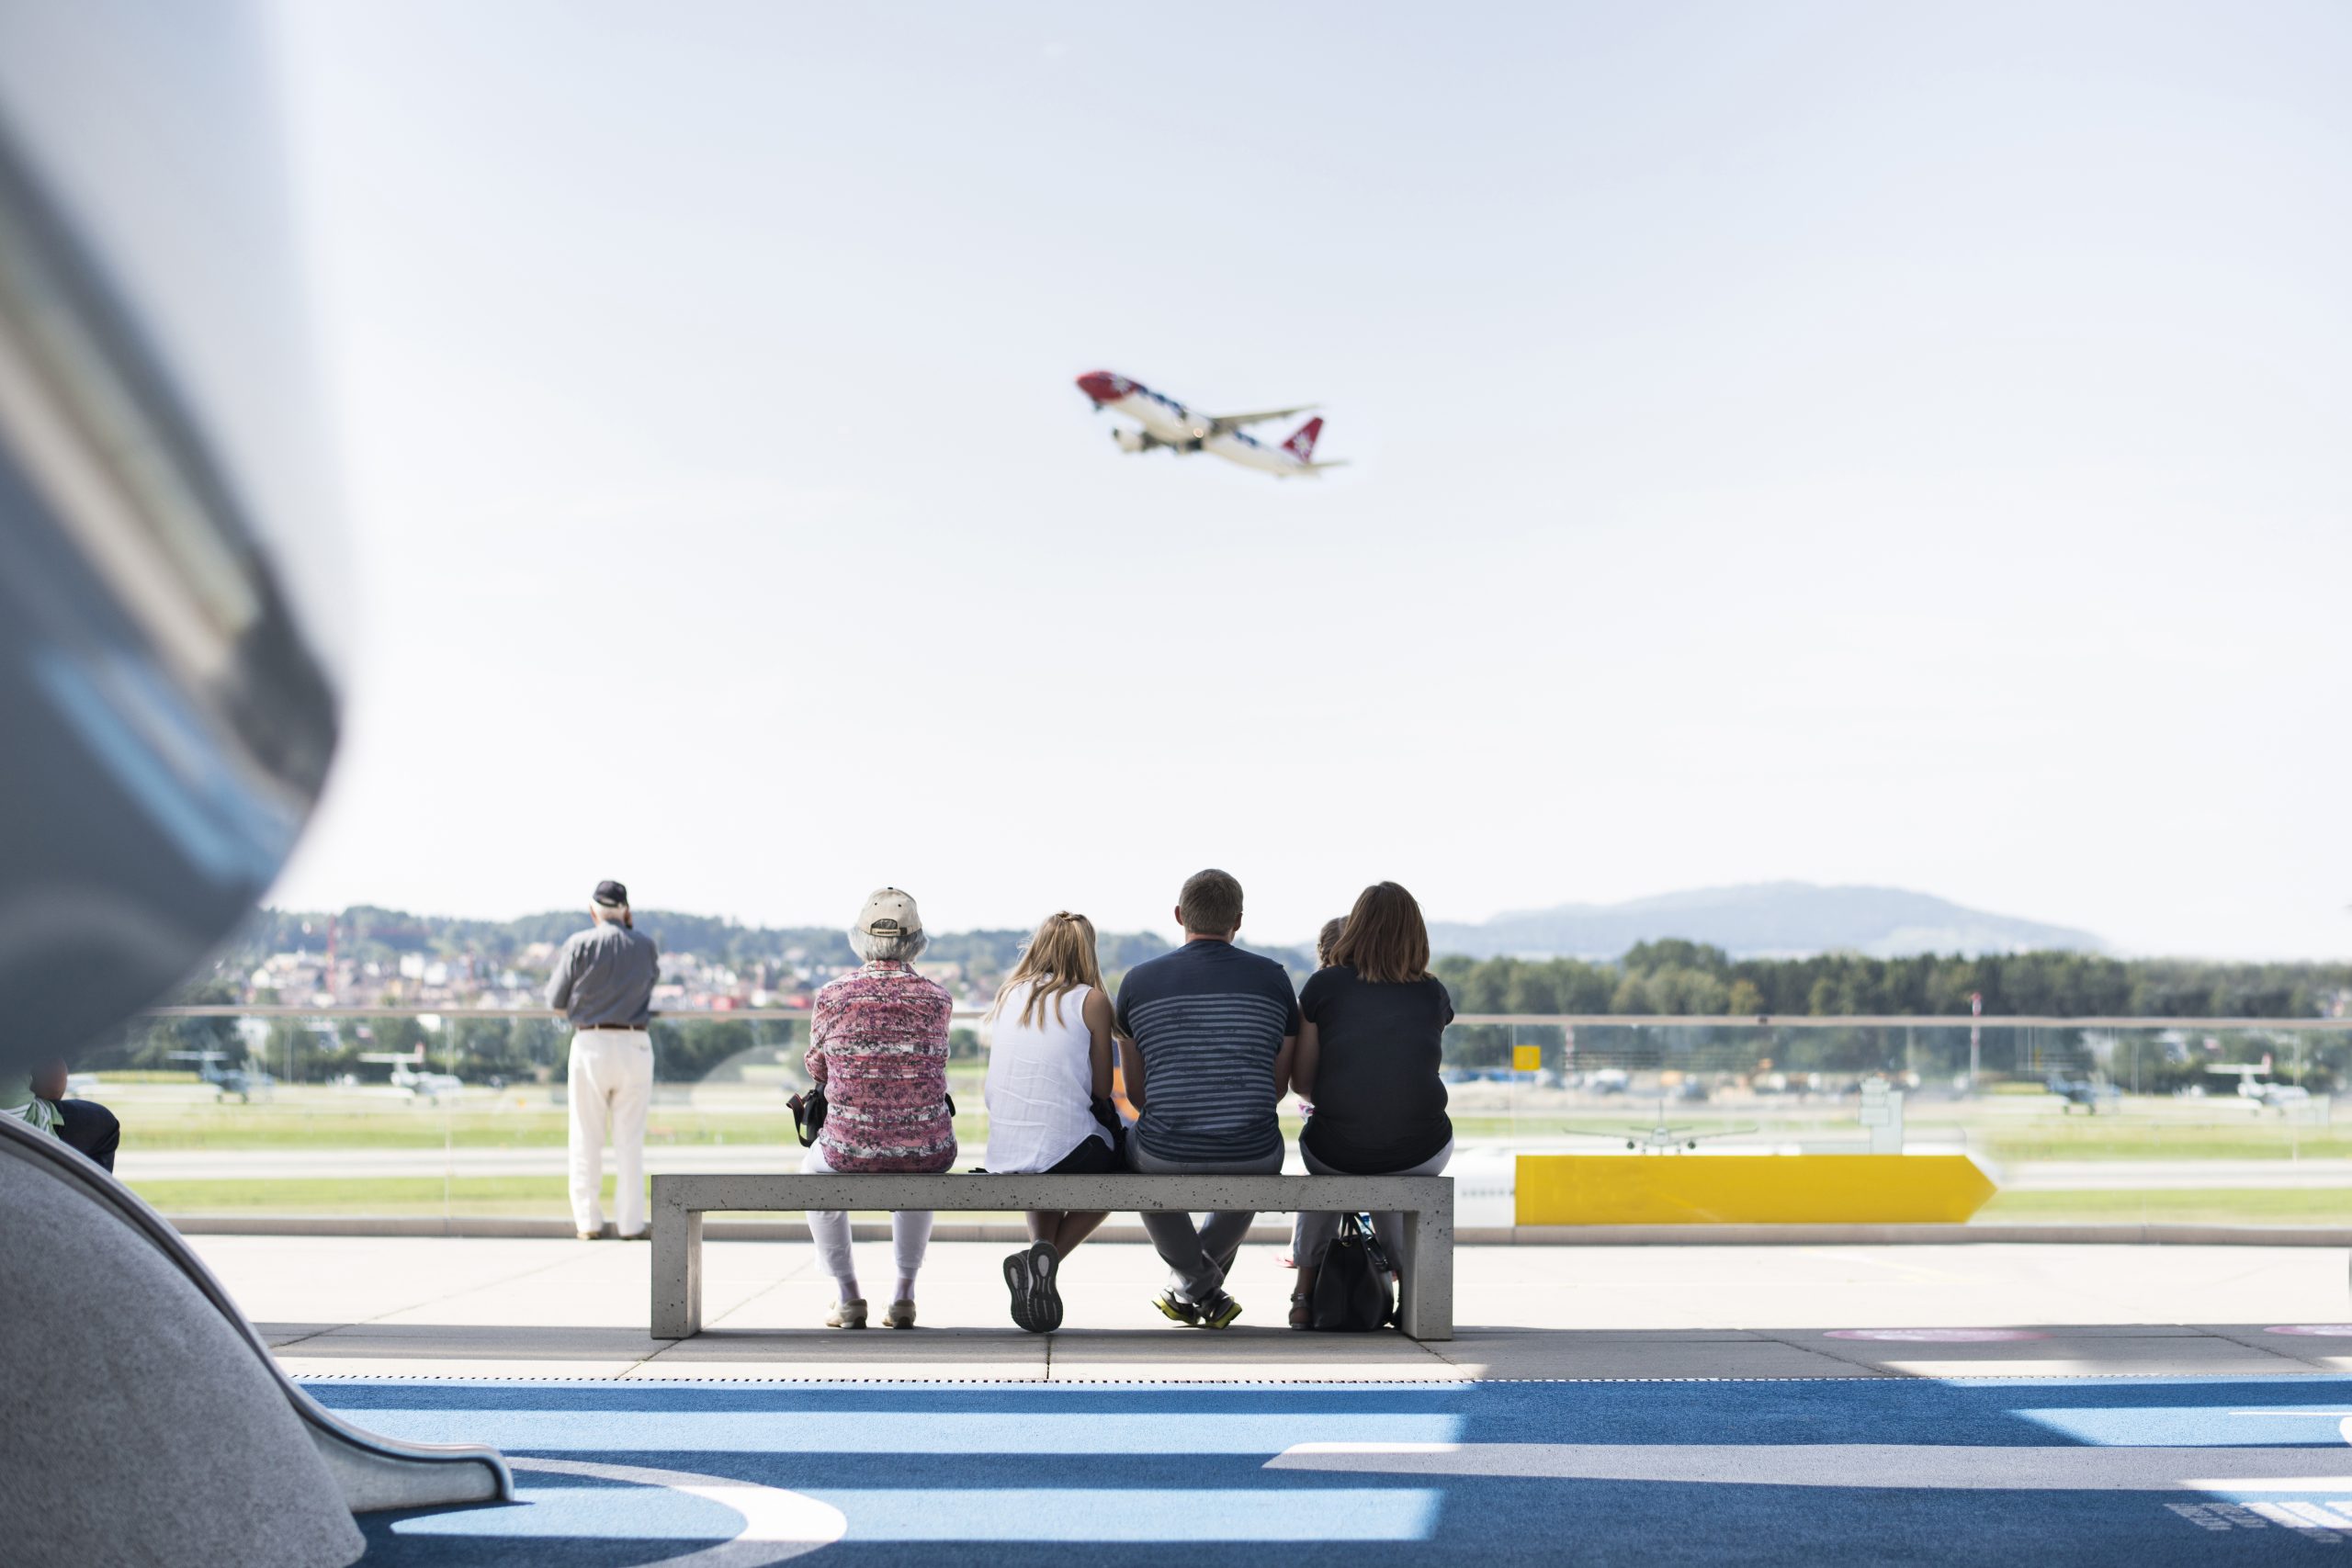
[1075,370,1343,479]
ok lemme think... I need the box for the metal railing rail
[141,1005,2352,1031]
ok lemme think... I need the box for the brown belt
[582,1022,646,1031]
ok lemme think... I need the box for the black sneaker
[1152,1290,1204,1325]
[1196,1291,1243,1329]
[1002,1248,1040,1333]
[1024,1242,1064,1333]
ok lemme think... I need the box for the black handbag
[787,1086,827,1147]
[1310,1213,1396,1332]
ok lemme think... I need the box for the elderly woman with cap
[801,887,956,1328]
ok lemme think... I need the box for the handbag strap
[788,1087,824,1147]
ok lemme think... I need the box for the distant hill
[1426,883,2102,961]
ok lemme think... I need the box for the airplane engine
[1113,427,1151,453]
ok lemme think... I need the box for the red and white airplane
[1075,370,1346,479]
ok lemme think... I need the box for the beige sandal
[825,1298,868,1329]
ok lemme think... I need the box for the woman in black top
[1285,881,1454,1328]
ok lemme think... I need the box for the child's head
[1316,917,1348,968]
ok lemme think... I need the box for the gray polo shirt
[545,921,661,1028]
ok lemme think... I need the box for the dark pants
[1045,1133,1122,1174]
[1127,1139,1284,1302]
[56,1098,119,1173]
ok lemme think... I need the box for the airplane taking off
[1075,370,1347,479]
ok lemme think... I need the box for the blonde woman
[983,911,1120,1333]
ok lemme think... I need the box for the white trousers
[801,1144,933,1291]
[568,1029,652,1235]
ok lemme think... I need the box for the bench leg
[1398,1194,1453,1342]
[651,1200,702,1339]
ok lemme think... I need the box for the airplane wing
[1206,404,1317,434]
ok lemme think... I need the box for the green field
[98,1083,2352,1227]
[115,1100,991,1153]
[129,1179,2352,1227]
[132,1176,587,1216]
[1977,1189,2352,1224]
[118,1100,2346,1162]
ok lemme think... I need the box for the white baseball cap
[855,886,921,937]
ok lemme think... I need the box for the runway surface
[320,1375,2352,1564]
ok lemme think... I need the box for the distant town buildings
[223,939,976,1013]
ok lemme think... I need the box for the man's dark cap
[594,880,628,908]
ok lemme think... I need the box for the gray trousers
[1291,1139,1454,1283]
[1128,1138,1283,1303]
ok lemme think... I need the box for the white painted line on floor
[2245,1500,2346,1540]
[506,1456,846,1566]
[1265,1442,2352,1492]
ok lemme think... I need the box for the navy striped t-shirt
[1114,940,1302,1163]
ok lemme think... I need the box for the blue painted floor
[315,1376,2352,1565]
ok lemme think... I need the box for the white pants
[568,1029,652,1235]
[802,1144,933,1292]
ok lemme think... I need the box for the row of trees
[1433,942,2352,1020]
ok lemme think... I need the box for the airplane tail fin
[1282,415,1323,462]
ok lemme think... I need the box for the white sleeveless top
[983,980,1111,1173]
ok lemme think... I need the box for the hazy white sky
[264,1,2352,957]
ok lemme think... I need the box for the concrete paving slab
[283,1358,647,1380]
[256,1321,345,1347]
[189,1233,2352,1382]
[1422,1331,1882,1380]
[1876,1357,2321,1378]
[1049,1360,1473,1383]
[1797,1334,2315,1380]
[641,1328,1050,1373]
[1046,1327,1450,1379]
[271,1323,669,1358]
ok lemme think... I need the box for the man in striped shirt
[1115,868,1300,1328]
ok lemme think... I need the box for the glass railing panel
[94,1009,2352,1231]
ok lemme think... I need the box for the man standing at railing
[547,880,661,1240]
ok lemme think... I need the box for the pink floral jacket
[806,959,956,1173]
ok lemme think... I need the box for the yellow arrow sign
[1515,1154,1997,1226]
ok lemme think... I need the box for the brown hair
[1329,881,1431,984]
[1316,918,1347,967]
[1178,868,1244,938]
[989,911,1104,1029]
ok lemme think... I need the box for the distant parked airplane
[2206,1058,2312,1111]
[1075,370,1347,479]
[168,1050,273,1104]
[2044,1073,2121,1114]
[360,1045,465,1102]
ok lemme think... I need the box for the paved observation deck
[198,1232,2352,1383]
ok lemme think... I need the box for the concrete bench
[650,1172,1454,1340]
